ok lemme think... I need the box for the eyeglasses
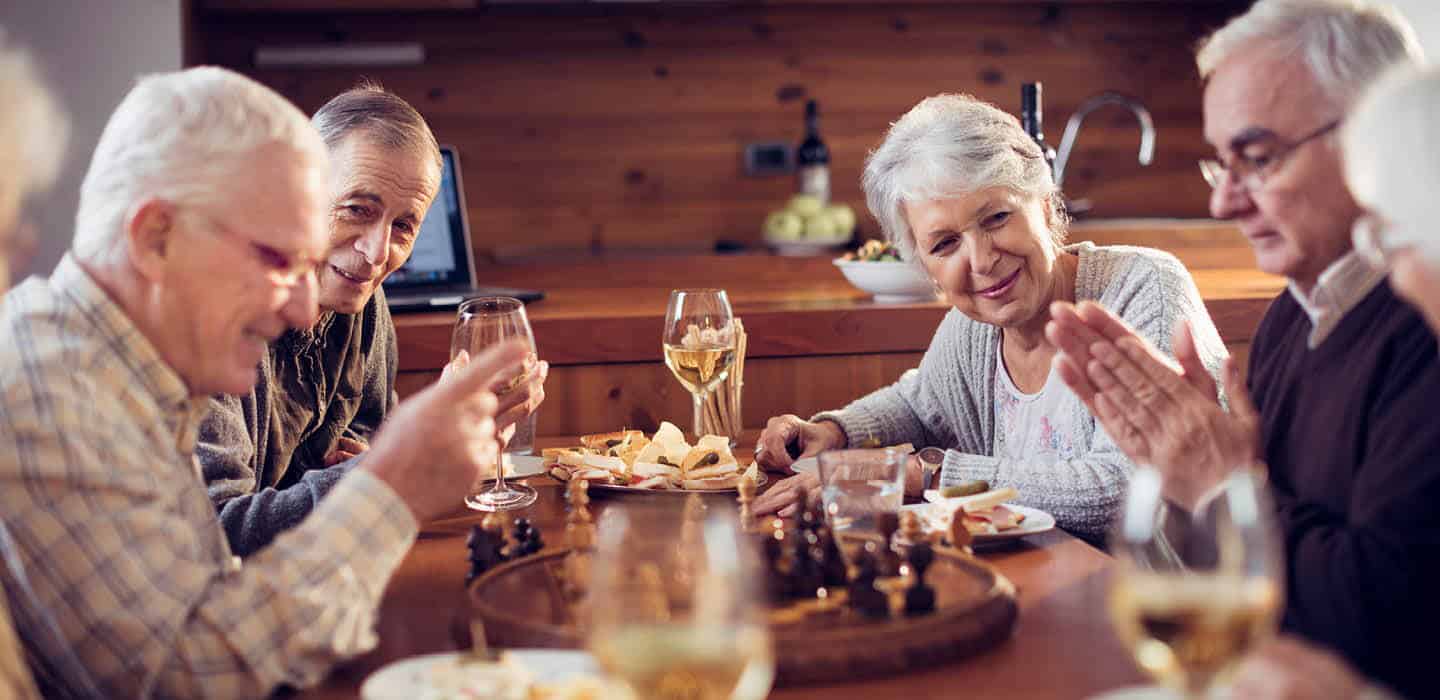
[1199,120,1342,193]
[187,211,323,288]
[1352,213,1411,269]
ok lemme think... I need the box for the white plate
[499,455,548,480]
[361,649,598,700]
[904,498,1056,545]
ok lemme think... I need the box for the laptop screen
[383,147,472,290]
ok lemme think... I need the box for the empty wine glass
[587,503,774,700]
[451,296,538,512]
[662,289,736,441]
[1095,467,1284,700]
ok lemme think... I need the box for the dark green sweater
[1249,280,1440,699]
[196,288,398,557]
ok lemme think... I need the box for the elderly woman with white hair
[752,93,1228,541]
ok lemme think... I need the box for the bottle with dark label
[1021,83,1057,179]
[796,99,830,204]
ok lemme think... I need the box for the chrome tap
[1052,92,1156,190]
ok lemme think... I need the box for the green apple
[787,194,824,218]
[803,213,840,239]
[765,210,804,240]
[827,203,856,233]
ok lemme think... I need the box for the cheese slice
[956,486,1020,514]
[631,462,682,480]
[633,440,667,466]
[684,461,739,481]
[683,474,741,490]
[582,454,630,477]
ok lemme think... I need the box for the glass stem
[692,390,707,439]
[489,450,510,495]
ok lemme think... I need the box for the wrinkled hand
[1230,637,1373,700]
[752,471,821,517]
[365,341,528,522]
[754,415,845,472]
[1047,301,1260,510]
[323,437,369,467]
[445,349,550,445]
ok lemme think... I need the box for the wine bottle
[1021,83,1057,179]
[796,99,830,205]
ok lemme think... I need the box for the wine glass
[451,296,538,512]
[587,502,774,700]
[662,289,736,440]
[1097,467,1284,700]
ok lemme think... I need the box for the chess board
[461,545,1018,686]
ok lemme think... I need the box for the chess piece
[847,546,888,619]
[737,477,757,531]
[795,486,818,533]
[899,510,925,545]
[814,523,848,588]
[509,518,535,558]
[903,542,937,616]
[565,479,596,550]
[875,511,902,576]
[465,524,507,583]
[761,529,788,604]
[521,522,544,556]
[789,525,822,599]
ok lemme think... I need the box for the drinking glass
[816,448,907,560]
[587,503,774,700]
[451,296,538,512]
[662,289,736,440]
[1098,467,1284,700]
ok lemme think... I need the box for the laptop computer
[384,146,543,312]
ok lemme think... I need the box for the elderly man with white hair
[1047,2,1439,697]
[0,30,67,700]
[0,66,526,698]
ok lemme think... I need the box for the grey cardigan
[815,243,1228,541]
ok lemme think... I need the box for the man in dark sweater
[198,84,547,556]
[1047,2,1436,698]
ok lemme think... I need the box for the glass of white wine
[1097,467,1284,700]
[451,296,538,512]
[662,289,737,440]
[587,503,774,700]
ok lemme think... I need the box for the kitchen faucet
[1052,92,1156,190]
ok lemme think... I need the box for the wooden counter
[395,232,1283,436]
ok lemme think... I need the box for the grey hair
[1196,0,1425,110]
[311,80,441,170]
[73,66,326,266]
[1343,65,1440,263]
[0,30,67,225]
[862,93,1066,263]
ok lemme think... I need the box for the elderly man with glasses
[0,66,525,698]
[1047,1,1440,698]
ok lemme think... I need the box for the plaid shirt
[0,256,419,698]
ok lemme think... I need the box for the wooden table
[296,434,1147,699]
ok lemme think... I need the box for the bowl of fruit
[833,240,939,303]
[763,194,856,256]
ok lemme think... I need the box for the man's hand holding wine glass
[364,341,530,523]
[444,348,549,450]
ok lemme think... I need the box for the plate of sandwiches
[902,487,1056,546]
[541,421,765,493]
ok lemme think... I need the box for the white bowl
[832,258,939,303]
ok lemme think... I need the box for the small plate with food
[361,648,604,700]
[543,421,765,493]
[904,485,1056,547]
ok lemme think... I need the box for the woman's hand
[751,471,821,517]
[754,415,845,472]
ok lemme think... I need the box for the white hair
[73,66,326,265]
[862,93,1065,263]
[0,30,67,228]
[1343,65,1440,263]
[1196,0,1425,110]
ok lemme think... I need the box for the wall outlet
[744,141,794,177]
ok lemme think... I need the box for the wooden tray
[462,546,1018,686]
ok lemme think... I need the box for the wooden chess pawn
[465,524,507,583]
[814,523,848,588]
[565,479,596,551]
[847,545,889,619]
[904,542,937,616]
[737,476,757,531]
[874,511,902,576]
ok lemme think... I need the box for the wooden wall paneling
[193,2,1247,259]
[396,351,924,436]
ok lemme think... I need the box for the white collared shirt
[1287,250,1388,348]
